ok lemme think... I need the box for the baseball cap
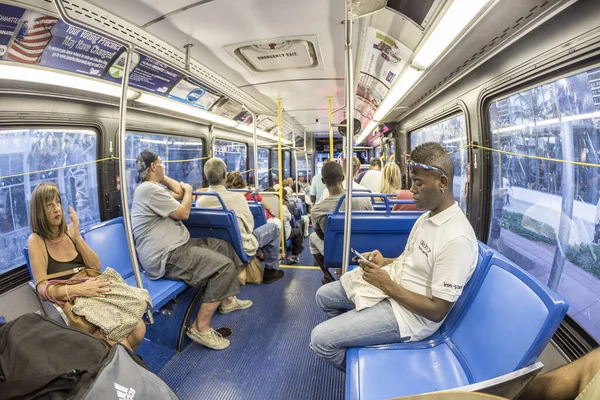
[136,149,159,183]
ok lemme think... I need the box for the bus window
[257,148,270,190]
[213,139,248,180]
[125,133,204,205]
[410,114,468,212]
[296,157,308,178]
[283,151,291,180]
[271,151,279,185]
[487,66,600,341]
[0,128,100,275]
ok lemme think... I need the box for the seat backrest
[259,192,281,218]
[81,216,134,279]
[323,194,423,267]
[187,192,249,263]
[22,246,33,279]
[228,189,267,228]
[437,242,494,336]
[450,253,568,383]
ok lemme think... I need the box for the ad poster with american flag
[0,4,122,77]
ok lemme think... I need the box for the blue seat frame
[345,246,568,400]
[323,194,424,269]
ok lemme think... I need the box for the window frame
[480,60,600,349]
[0,124,103,293]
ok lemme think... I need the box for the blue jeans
[253,223,281,270]
[310,281,402,370]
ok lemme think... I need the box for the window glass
[125,133,204,207]
[0,128,100,275]
[410,114,469,212]
[283,151,291,179]
[213,139,247,179]
[487,66,600,341]
[296,157,308,178]
[271,151,279,185]
[257,148,270,190]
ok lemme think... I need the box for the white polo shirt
[387,202,478,341]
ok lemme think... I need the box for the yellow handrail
[277,98,285,254]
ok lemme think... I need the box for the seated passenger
[376,163,402,201]
[197,158,285,284]
[358,158,382,193]
[321,156,370,201]
[520,347,600,400]
[392,189,420,211]
[225,171,283,233]
[131,150,252,350]
[282,191,304,264]
[310,142,478,370]
[310,162,374,285]
[27,183,146,351]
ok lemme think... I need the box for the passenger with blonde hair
[379,163,403,194]
[27,182,146,351]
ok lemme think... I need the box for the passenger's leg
[309,232,334,283]
[310,298,400,370]
[125,320,146,352]
[301,215,310,236]
[520,348,600,400]
[291,228,303,256]
[315,281,354,318]
[253,223,285,283]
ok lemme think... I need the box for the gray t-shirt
[131,182,190,279]
[311,193,374,233]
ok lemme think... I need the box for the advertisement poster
[2,6,122,77]
[361,27,411,89]
[0,5,25,57]
[212,98,245,119]
[168,78,221,110]
[105,52,183,94]
[357,74,386,107]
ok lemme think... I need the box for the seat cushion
[346,344,469,400]
[125,274,186,313]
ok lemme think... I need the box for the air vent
[225,35,323,74]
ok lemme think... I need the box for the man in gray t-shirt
[131,149,252,351]
[309,161,373,284]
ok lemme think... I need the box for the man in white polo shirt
[310,142,478,370]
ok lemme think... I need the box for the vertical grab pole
[341,1,355,275]
[277,98,285,255]
[328,96,334,161]
[119,47,153,323]
[293,118,298,191]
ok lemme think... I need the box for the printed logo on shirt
[443,282,464,290]
[115,382,136,400]
[418,240,431,257]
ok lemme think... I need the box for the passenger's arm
[162,175,185,200]
[169,183,193,220]
[67,206,101,271]
[360,261,453,322]
[310,195,316,204]
[28,234,110,301]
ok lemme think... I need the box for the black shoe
[263,269,285,284]
[215,326,233,338]
[321,275,336,285]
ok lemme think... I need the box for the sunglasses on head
[407,160,446,177]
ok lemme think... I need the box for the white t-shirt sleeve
[148,185,181,218]
[431,235,477,302]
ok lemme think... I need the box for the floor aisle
[158,235,345,400]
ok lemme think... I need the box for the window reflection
[125,133,204,205]
[0,128,99,274]
[271,151,279,185]
[257,148,270,190]
[410,114,469,212]
[488,66,600,340]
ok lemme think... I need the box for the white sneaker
[186,327,230,350]
[218,297,253,314]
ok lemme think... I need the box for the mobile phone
[351,248,368,262]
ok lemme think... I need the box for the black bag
[0,313,177,400]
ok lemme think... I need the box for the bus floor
[154,233,345,400]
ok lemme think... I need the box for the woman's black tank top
[44,234,85,276]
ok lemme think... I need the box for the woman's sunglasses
[407,160,446,177]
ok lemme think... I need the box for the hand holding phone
[351,248,369,262]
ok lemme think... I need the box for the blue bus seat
[188,192,250,263]
[345,249,568,400]
[323,194,424,269]
[228,189,267,228]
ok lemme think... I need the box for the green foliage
[567,243,600,279]
[500,211,557,245]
